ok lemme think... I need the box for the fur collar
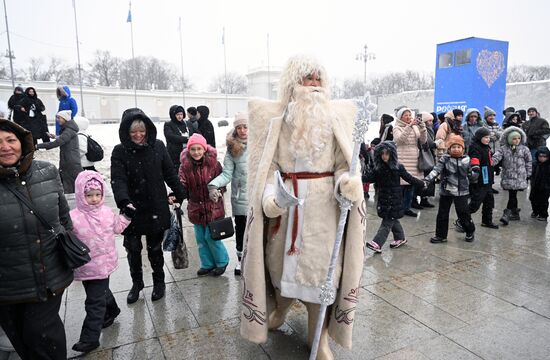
[226,130,246,158]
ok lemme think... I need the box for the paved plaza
[2,149,550,360]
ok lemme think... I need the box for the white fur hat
[57,110,72,121]
[396,107,412,120]
[278,55,328,105]
[233,112,248,128]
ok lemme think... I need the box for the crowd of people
[0,55,548,359]
[363,105,550,252]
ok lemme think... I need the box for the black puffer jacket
[0,120,73,304]
[111,108,187,235]
[196,105,216,147]
[522,116,550,150]
[164,105,188,168]
[18,87,47,139]
[363,141,424,219]
[530,146,550,197]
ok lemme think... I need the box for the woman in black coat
[363,141,424,252]
[0,118,73,359]
[111,108,187,304]
[164,105,188,170]
[18,87,48,144]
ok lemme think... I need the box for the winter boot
[509,208,521,221]
[500,209,512,226]
[268,290,295,330]
[149,241,166,301]
[151,269,166,301]
[127,250,144,304]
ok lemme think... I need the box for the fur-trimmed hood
[226,129,247,158]
[464,108,483,126]
[0,119,34,177]
[501,126,527,146]
[373,141,399,170]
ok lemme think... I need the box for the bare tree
[89,50,120,86]
[507,65,550,83]
[171,74,194,91]
[209,72,247,94]
[25,57,46,81]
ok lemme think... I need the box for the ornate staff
[309,94,376,360]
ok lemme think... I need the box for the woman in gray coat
[208,112,248,275]
[0,117,73,359]
[36,110,83,193]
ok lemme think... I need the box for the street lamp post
[355,44,376,85]
[3,0,15,88]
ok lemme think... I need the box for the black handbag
[2,183,91,269]
[417,141,435,172]
[208,216,234,241]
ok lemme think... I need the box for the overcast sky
[2,0,549,91]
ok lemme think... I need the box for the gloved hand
[337,172,363,202]
[121,204,137,219]
[262,195,287,218]
[209,187,222,202]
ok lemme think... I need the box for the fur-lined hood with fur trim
[226,129,247,158]
[373,141,399,170]
[501,126,527,146]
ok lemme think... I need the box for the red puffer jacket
[179,145,225,225]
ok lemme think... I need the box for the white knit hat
[396,107,411,120]
[233,112,248,128]
[56,110,72,121]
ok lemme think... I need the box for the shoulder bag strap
[0,182,55,232]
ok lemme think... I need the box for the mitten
[337,172,363,202]
[262,195,287,218]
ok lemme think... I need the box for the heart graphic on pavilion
[476,50,505,88]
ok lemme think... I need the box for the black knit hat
[527,107,538,113]
[437,112,446,122]
[452,109,464,118]
[503,106,515,116]
[474,127,491,141]
[381,113,394,124]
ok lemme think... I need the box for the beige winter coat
[240,99,366,349]
[392,119,427,184]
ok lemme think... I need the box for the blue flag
[127,9,132,23]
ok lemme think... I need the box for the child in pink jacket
[69,171,131,354]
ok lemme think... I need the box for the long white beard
[285,85,333,166]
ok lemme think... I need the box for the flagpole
[267,33,270,99]
[223,27,228,117]
[2,0,15,88]
[72,0,85,116]
[128,1,137,107]
[178,17,186,108]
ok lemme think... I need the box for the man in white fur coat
[240,55,366,359]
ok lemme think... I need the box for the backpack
[79,133,104,162]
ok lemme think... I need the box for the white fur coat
[240,98,366,349]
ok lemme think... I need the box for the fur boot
[267,290,295,330]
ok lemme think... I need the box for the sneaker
[197,268,213,276]
[234,260,242,276]
[404,210,417,217]
[454,219,465,233]
[389,239,408,248]
[430,236,447,243]
[211,266,227,277]
[465,233,475,242]
[531,212,538,218]
[536,215,547,222]
[481,222,499,229]
[366,241,382,253]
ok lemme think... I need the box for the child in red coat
[179,134,229,276]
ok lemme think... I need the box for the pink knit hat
[187,133,207,151]
[84,178,103,194]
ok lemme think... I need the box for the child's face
[538,154,548,163]
[85,189,102,205]
[511,137,521,146]
[481,135,491,145]
[449,144,464,157]
[381,150,390,163]
[189,144,205,160]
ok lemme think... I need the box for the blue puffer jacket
[208,130,248,216]
[56,85,78,135]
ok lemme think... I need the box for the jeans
[194,224,229,269]
[372,218,405,247]
[436,195,475,239]
[402,185,414,211]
